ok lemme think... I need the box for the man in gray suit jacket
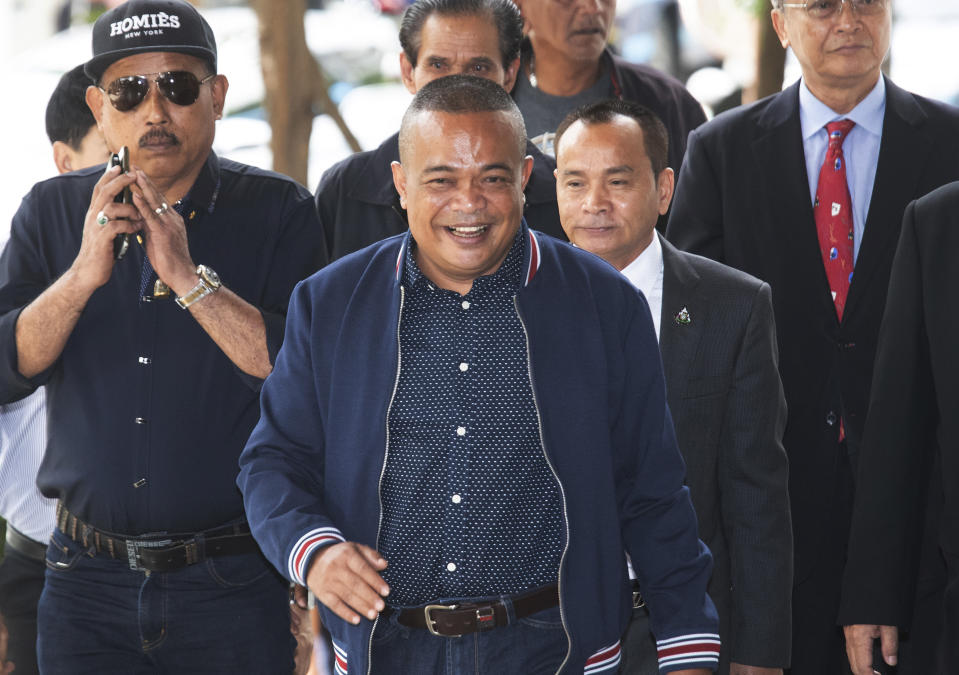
[554,99,792,675]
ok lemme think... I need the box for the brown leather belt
[390,584,559,637]
[55,502,258,573]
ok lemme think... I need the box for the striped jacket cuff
[288,527,346,585]
[585,640,621,673]
[331,640,348,675]
[657,633,720,673]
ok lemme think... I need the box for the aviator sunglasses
[100,71,215,112]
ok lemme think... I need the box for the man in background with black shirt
[0,1,325,671]
[315,0,565,262]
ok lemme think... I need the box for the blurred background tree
[251,0,359,187]
[741,0,786,102]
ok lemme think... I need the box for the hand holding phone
[109,147,132,260]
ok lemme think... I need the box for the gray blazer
[660,235,792,670]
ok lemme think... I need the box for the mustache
[570,21,605,34]
[138,129,180,147]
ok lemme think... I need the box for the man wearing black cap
[0,1,326,671]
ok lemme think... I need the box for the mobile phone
[109,147,132,260]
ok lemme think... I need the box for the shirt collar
[402,224,527,294]
[175,152,221,220]
[799,75,886,141]
[620,233,662,298]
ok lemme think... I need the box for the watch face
[198,265,221,287]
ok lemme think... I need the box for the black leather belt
[5,525,47,562]
[390,584,559,637]
[55,502,258,573]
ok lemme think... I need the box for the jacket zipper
[513,296,572,674]
[367,286,405,675]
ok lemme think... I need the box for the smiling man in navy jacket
[239,75,718,675]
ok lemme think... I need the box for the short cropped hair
[46,65,97,149]
[399,0,523,69]
[398,74,527,163]
[554,98,670,176]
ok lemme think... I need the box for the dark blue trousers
[37,527,293,674]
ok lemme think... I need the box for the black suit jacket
[666,77,959,584]
[658,236,791,669]
[838,183,959,654]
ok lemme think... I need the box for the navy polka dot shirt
[380,229,565,607]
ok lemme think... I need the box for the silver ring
[155,202,169,216]
[96,211,108,227]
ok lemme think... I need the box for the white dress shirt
[621,233,664,341]
[799,76,886,263]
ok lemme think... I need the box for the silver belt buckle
[424,603,459,637]
[126,537,174,572]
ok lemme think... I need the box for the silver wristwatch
[175,265,222,309]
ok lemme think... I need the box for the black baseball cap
[85,0,217,84]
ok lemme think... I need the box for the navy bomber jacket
[237,223,719,674]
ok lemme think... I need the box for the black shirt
[0,153,327,535]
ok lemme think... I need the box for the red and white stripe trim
[524,230,541,286]
[332,640,348,675]
[656,633,721,671]
[288,527,345,586]
[584,640,621,673]
[394,241,406,280]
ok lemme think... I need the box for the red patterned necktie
[814,119,856,320]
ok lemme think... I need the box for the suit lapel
[846,78,930,314]
[750,84,837,322]
[659,235,705,406]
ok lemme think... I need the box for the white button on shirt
[447,562,457,572]
[456,426,466,436]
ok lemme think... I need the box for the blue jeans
[37,527,294,674]
[369,602,568,674]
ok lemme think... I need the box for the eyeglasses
[100,71,215,112]
[780,0,887,20]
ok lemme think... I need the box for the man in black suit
[555,99,792,675]
[839,183,959,673]
[315,0,564,262]
[666,1,959,671]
